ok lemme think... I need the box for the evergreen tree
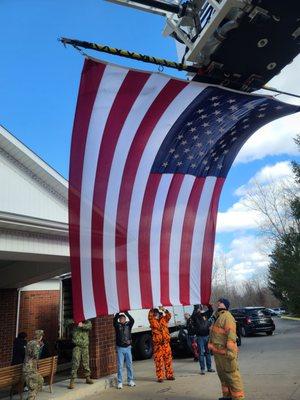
[268,136,300,314]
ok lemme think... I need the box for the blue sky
[1,0,299,282]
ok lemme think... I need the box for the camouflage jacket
[22,340,41,376]
[66,320,92,347]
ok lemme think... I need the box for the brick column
[0,289,18,367]
[89,315,117,378]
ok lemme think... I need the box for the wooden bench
[0,356,57,399]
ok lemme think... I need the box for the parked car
[272,307,286,316]
[265,308,278,317]
[170,321,242,357]
[230,307,275,337]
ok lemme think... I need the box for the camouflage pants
[71,345,91,379]
[153,342,174,380]
[25,372,44,400]
[214,353,245,400]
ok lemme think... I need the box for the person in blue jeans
[192,304,215,375]
[113,311,135,389]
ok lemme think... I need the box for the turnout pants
[153,342,174,380]
[71,345,91,379]
[214,353,245,400]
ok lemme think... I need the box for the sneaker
[117,383,123,389]
[167,376,175,381]
[207,368,215,373]
[128,380,136,387]
[200,370,205,375]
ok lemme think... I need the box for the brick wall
[0,289,17,367]
[18,290,60,353]
[90,316,117,378]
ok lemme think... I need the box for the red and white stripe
[69,59,224,321]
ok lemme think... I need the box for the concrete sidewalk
[7,376,116,400]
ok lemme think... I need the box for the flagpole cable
[59,37,300,100]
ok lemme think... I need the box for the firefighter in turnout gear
[208,298,245,400]
[67,320,94,389]
[148,307,175,382]
[22,330,44,400]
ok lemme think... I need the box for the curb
[281,316,300,321]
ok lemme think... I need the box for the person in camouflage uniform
[67,320,94,389]
[22,330,44,400]
[208,298,245,400]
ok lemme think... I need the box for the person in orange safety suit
[208,298,245,400]
[148,307,175,382]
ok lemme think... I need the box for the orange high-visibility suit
[208,310,244,400]
[148,309,174,381]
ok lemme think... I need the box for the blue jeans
[197,336,212,371]
[117,346,134,384]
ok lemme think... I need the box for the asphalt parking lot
[88,318,300,400]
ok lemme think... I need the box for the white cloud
[235,113,300,164]
[215,236,269,282]
[235,161,293,196]
[217,161,295,232]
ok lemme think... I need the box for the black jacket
[186,317,196,336]
[11,337,27,365]
[113,312,134,347]
[192,305,213,337]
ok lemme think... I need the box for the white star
[191,163,197,168]
[200,114,208,120]
[243,124,250,129]
[242,118,249,122]
[197,108,204,114]
[220,128,226,133]
[245,103,255,110]
[217,163,223,169]
[214,157,219,161]
[187,122,193,126]
[190,127,196,132]
[229,105,238,111]
[177,134,183,139]
[196,142,202,148]
[213,102,220,107]
[224,149,229,154]
[211,96,219,101]
[208,139,214,145]
[202,122,210,128]
[162,162,168,167]
[228,99,236,104]
[231,115,238,121]
[174,154,179,159]
[177,161,183,166]
[231,137,237,142]
[211,152,217,157]
[275,105,283,110]
[203,160,208,165]
[205,166,210,171]
[188,155,194,160]
[221,143,227,148]
[184,148,190,153]
[230,131,236,136]
[169,148,175,153]
[199,150,205,156]
[214,110,221,115]
[217,117,224,123]
[181,140,187,145]
[205,130,212,135]
[257,113,265,118]
[193,135,199,140]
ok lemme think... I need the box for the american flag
[69,58,299,321]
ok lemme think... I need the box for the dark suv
[230,307,275,337]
